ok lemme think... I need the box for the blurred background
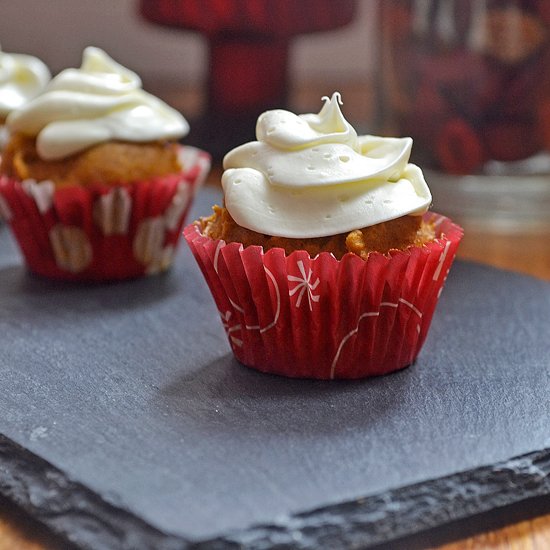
[1,0,549,278]
[0,0,377,145]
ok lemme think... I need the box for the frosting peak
[0,46,51,118]
[7,47,189,160]
[222,93,432,239]
[49,46,141,95]
[256,92,358,152]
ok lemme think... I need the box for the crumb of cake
[1,133,182,187]
[345,215,434,259]
[199,206,435,260]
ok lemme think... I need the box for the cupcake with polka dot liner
[0,47,210,281]
[184,92,463,379]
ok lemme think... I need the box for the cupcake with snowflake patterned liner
[0,45,51,151]
[184,92,462,379]
[0,47,210,281]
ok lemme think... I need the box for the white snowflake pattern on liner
[48,224,93,273]
[288,260,320,310]
[93,187,132,235]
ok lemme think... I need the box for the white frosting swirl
[7,47,189,160]
[0,47,50,118]
[222,92,432,238]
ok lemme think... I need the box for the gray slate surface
[0,186,549,549]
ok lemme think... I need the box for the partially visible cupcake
[0,47,210,281]
[185,92,462,379]
[0,46,50,150]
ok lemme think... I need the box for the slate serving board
[0,186,549,550]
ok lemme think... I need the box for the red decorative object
[140,0,357,156]
[381,1,550,174]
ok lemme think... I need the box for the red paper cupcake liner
[0,146,210,281]
[184,213,463,379]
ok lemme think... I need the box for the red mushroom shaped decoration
[140,0,357,156]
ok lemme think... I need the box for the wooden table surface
[1,172,549,549]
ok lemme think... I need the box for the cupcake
[184,92,463,379]
[0,46,51,150]
[0,47,210,281]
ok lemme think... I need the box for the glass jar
[379,0,550,231]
